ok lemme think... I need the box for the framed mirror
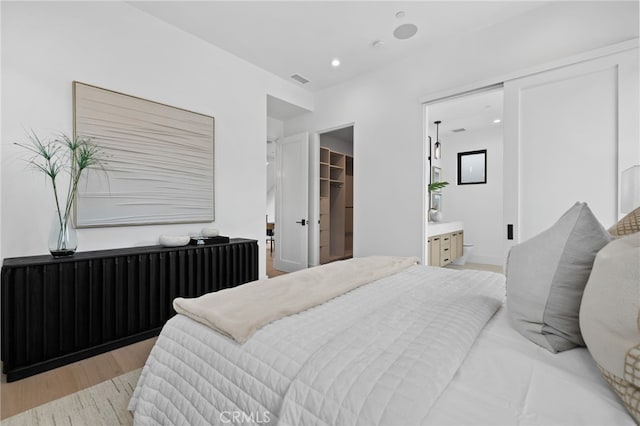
[458,149,487,185]
[430,192,442,211]
[431,166,442,186]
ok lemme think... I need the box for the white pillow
[609,206,640,237]
[580,233,640,423]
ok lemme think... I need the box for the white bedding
[129,264,633,425]
[425,307,635,425]
[277,267,502,426]
[173,256,419,343]
[130,265,502,425]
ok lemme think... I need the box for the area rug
[2,368,141,426]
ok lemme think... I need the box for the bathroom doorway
[425,87,504,267]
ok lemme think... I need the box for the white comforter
[129,265,504,425]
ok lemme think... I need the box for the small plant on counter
[428,181,449,192]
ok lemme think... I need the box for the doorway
[266,95,311,277]
[274,132,311,273]
[316,126,354,265]
[265,99,356,274]
[425,88,505,267]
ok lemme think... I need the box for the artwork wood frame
[457,149,487,185]
[73,82,215,227]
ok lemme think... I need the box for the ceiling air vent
[452,128,466,133]
[290,74,310,85]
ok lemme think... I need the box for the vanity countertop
[427,220,464,237]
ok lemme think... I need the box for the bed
[128,256,634,425]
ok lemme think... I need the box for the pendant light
[434,120,442,160]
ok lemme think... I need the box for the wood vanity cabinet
[428,235,441,266]
[428,230,463,267]
[440,234,452,266]
[450,232,458,261]
[451,231,465,260]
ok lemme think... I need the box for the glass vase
[49,213,77,257]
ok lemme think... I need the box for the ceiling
[428,88,503,136]
[267,95,310,121]
[129,1,550,92]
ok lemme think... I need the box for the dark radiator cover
[1,238,258,382]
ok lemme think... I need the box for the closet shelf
[319,147,353,265]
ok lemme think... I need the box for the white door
[503,48,639,255]
[274,132,309,272]
[308,133,321,267]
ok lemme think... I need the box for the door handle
[295,219,307,226]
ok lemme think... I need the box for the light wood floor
[266,246,287,278]
[1,337,156,420]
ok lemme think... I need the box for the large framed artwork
[73,82,215,227]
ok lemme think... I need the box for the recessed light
[372,40,384,48]
[395,11,406,19]
[493,118,501,123]
[331,58,341,67]
[393,23,418,40]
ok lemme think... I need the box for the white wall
[0,2,3,264]
[440,127,503,265]
[285,1,638,261]
[320,133,353,157]
[286,83,424,259]
[267,116,284,142]
[1,2,313,280]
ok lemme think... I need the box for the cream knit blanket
[173,256,420,343]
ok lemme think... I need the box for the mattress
[129,264,633,425]
[425,307,634,425]
[130,265,503,425]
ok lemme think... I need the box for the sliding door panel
[503,49,639,252]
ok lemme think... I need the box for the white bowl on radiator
[159,235,190,247]
[201,227,220,237]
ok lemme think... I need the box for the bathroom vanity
[427,221,464,267]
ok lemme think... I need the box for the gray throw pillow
[506,202,613,353]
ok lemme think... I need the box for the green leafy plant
[16,131,107,252]
[428,181,449,192]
